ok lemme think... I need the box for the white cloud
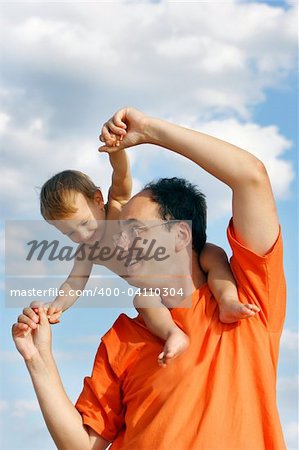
[277,374,298,448]
[0,110,137,219]
[131,176,144,196]
[279,328,299,364]
[278,374,299,392]
[0,1,297,119]
[11,399,40,418]
[0,400,9,412]
[195,118,294,199]
[281,329,299,351]
[0,1,295,222]
[0,112,10,133]
[0,227,4,258]
[130,116,294,220]
[0,108,294,222]
[283,421,299,450]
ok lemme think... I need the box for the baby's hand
[100,116,126,149]
[45,301,63,324]
[30,300,63,325]
[99,107,147,154]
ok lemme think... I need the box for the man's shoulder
[226,219,285,332]
[110,312,137,329]
[101,313,148,377]
[227,218,283,266]
[102,313,149,349]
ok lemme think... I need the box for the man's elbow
[244,158,270,187]
[86,425,111,450]
[255,158,268,178]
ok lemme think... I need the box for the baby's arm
[47,256,93,320]
[133,293,189,367]
[25,256,93,330]
[200,243,259,323]
[106,150,132,220]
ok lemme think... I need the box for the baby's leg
[218,298,260,324]
[200,243,260,323]
[133,293,189,367]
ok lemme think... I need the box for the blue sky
[0,0,298,449]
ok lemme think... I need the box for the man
[12,107,286,449]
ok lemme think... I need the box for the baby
[28,132,259,367]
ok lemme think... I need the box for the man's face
[53,192,106,245]
[118,191,187,289]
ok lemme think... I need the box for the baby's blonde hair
[40,170,99,220]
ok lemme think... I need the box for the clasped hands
[11,303,62,362]
[98,106,149,153]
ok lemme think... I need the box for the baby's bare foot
[158,328,189,368]
[219,299,260,324]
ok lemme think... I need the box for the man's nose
[117,239,130,252]
[115,232,135,252]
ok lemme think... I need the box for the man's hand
[12,307,111,450]
[99,107,149,153]
[12,307,51,361]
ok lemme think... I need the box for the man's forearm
[26,351,92,450]
[145,117,263,189]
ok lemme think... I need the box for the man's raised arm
[100,107,279,255]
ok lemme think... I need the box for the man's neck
[191,250,207,289]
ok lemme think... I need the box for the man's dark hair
[143,177,207,255]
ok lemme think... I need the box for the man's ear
[174,222,192,253]
[94,190,104,209]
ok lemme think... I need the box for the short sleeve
[227,219,286,332]
[75,342,125,441]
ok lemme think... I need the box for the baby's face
[54,192,106,245]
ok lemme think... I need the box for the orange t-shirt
[76,220,286,449]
